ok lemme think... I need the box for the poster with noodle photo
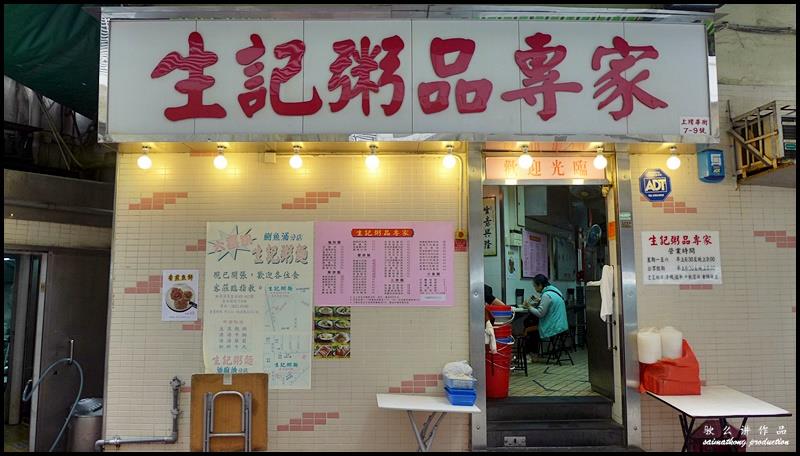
[162,269,199,322]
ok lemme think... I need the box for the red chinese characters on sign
[149,31,685,124]
[418,38,493,114]
[591,36,668,121]
[501,33,583,121]
[328,36,405,116]
[151,32,227,121]
[236,34,267,118]
[649,234,713,247]
[271,39,322,116]
[351,229,415,238]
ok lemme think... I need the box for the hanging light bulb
[365,144,380,170]
[137,145,152,170]
[593,146,608,170]
[443,144,457,169]
[214,145,228,170]
[289,145,303,169]
[518,145,533,169]
[667,146,681,170]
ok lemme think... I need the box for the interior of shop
[484,184,612,399]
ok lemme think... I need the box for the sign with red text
[104,20,712,140]
[203,222,314,389]
[522,230,549,279]
[485,156,607,183]
[641,231,722,285]
[314,222,455,306]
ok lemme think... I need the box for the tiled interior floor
[509,346,600,397]
[4,423,29,453]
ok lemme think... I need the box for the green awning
[4,4,99,118]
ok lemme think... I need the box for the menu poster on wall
[204,222,314,389]
[162,269,199,322]
[554,237,577,281]
[641,231,722,284]
[482,197,497,256]
[522,230,549,279]
[313,306,351,359]
[315,222,455,307]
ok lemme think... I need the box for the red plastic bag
[639,339,701,395]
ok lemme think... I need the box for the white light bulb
[137,153,152,170]
[593,153,608,170]
[518,153,533,169]
[214,153,228,170]
[365,154,380,170]
[289,154,303,169]
[443,153,457,169]
[667,154,681,170]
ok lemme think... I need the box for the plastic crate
[444,386,477,406]
[443,375,478,390]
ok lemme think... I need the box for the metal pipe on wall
[94,377,183,452]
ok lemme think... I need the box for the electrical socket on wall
[504,436,526,447]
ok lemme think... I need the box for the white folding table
[647,385,792,452]
[376,393,481,452]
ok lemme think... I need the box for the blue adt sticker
[639,169,671,202]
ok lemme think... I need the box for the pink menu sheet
[522,230,549,279]
[314,221,455,307]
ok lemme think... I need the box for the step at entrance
[487,396,625,449]
[488,396,611,421]
[488,419,625,448]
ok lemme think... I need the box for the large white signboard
[641,231,722,285]
[204,222,314,389]
[104,19,712,140]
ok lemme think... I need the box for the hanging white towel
[587,265,614,322]
[599,265,614,322]
[484,320,498,354]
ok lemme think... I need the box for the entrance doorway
[3,248,110,452]
[4,253,43,453]
[483,182,624,449]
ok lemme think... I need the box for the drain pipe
[94,377,183,452]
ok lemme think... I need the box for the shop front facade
[96,5,795,452]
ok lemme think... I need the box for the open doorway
[485,184,612,399]
[4,253,42,453]
[483,181,625,449]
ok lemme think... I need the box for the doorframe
[612,149,642,448]
[6,253,31,425]
[4,248,48,452]
[468,145,641,450]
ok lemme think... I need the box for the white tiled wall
[3,218,112,250]
[105,151,470,452]
[631,152,796,452]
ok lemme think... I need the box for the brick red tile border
[281,191,341,210]
[388,374,442,393]
[182,320,203,331]
[649,196,698,214]
[277,412,340,432]
[186,239,207,252]
[124,275,162,294]
[754,231,796,248]
[129,192,188,211]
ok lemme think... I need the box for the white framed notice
[641,231,722,285]
[162,269,200,321]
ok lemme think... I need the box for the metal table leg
[406,410,448,452]
[679,414,695,452]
